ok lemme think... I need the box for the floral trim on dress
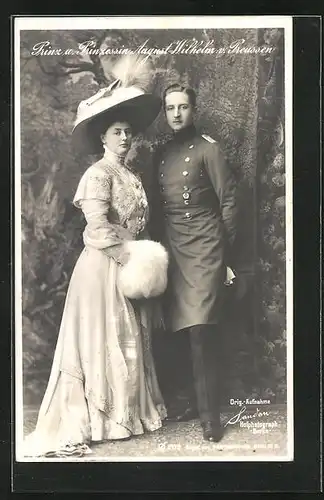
[74,157,149,239]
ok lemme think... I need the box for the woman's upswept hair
[162,83,197,109]
[91,108,135,140]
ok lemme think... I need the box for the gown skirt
[23,245,167,457]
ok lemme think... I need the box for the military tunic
[150,125,238,333]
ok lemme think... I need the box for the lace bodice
[73,153,149,251]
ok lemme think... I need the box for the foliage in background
[255,29,287,402]
[20,28,286,405]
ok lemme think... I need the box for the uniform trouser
[169,324,223,425]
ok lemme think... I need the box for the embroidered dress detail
[23,152,166,457]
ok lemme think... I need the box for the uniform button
[184,200,190,205]
[183,192,190,200]
[160,186,164,192]
[184,157,190,162]
[161,160,165,165]
[183,185,189,191]
[160,173,164,177]
[182,170,189,176]
[185,212,192,219]
[189,144,194,149]
[163,200,167,205]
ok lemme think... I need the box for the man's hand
[224,266,236,286]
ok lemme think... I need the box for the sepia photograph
[14,15,293,462]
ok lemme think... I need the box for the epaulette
[201,134,216,144]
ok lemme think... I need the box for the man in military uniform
[149,83,238,442]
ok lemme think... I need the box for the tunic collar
[172,124,197,143]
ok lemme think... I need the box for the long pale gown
[23,149,167,457]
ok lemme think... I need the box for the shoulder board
[201,134,216,144]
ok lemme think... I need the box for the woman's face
[101,121,133,156]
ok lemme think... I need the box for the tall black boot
[165,329,198,422]
[189,324,224,442]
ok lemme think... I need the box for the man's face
[164,91,194,132]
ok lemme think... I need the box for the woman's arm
[74,166,132,264]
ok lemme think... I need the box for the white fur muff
[118,240,169,299]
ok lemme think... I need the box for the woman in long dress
[23,56,167,457]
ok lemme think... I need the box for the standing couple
[23,55,237,457]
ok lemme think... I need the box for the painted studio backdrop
[20,28,286,410]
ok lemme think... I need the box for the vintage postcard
[14,15,293,462]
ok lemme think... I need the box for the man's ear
[190,106,197,122]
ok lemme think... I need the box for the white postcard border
[14,15,294,463]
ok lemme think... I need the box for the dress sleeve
[73,165,112,207]
[73,166,132,262]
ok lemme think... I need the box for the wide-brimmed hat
[72,56,161,155]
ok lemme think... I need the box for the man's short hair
[162,83,196,109]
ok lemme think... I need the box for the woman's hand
[103,245,130,266]
[116,248,130,266]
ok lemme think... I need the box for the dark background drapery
[20,28,286,406]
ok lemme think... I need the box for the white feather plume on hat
[72,55,161,155]
[107,54,154,92]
